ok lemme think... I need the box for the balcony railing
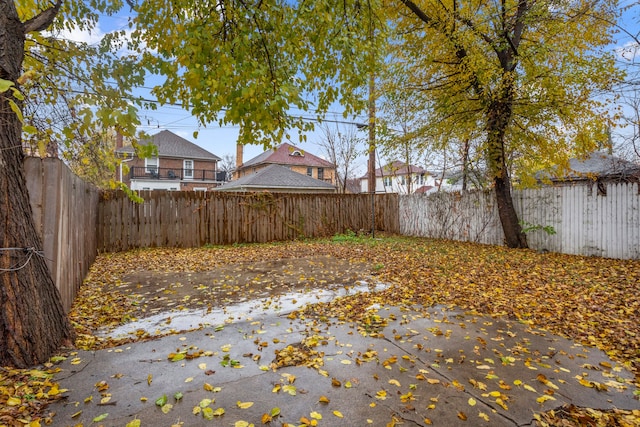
[130,166,226,182]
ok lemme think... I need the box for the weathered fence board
[97,192,400,252]
[24,157,99,312]
[401,183,640,259]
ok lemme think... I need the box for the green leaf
[155,394,167,406]
[0,78,14,92]
[93,413,109,422]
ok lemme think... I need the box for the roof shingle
[116,130,221,161]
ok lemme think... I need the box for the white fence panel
[400,182,640,260]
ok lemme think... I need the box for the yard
[2,235,639,426]
[70,235,640,380]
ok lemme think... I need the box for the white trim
[145,156,159,173]
[184,159,194,179]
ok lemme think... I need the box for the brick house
[116,130,224,191]
[235,142,336,185]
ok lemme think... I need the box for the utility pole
[367,5,376,238]
[367,73,376,238]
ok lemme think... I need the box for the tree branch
[23,0,62,33]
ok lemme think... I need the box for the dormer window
[290,150,304,157]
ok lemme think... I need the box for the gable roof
[116,130,221,161]
[539,151,640,182]
[361,161,428,178]
[216,164,336,192]
[240,142,334,169]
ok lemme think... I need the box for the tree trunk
[486,81,528,249]
[1,1,74,368]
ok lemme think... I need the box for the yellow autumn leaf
[199,363,207,370]
[212,407,225,416]
[235,421,251,427]
[388,379,401,387]
[7,397,21,406]
[333,410,344,418]
[536,395,556,404]
[161,403,173,414]
[478,412,489,422]
[282,385,297,395]
[202,407,214,420]
[341,360,352,364]
[468,397,477,406]
[319,396,330,403]
[126,419,141,427]
[237,401,254,409]
[310,411,322,419]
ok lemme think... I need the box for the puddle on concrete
[99,281,389,339]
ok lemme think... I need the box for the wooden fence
[400,182,640,259]
[24,157,100,312]
[97,191,400,252]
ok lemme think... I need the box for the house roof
[539,151,640,181]
[216,164,336,192]
[361,161,429,178]
[240,142,334,169]
[116,130,221,161]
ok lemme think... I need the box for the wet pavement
[50,304,639,426]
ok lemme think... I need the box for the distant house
[115,130,224,191]
[235,142,337,185]
[538,151,640,190]
[359,161,436,194]
[216,164,336,193]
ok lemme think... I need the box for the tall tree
[385,0,621,247]
[131,0,384,147]
[0,0,75,368]
[317,123,362,193]
[1,0,143,366]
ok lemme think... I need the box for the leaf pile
[0,366,65,427]
[534,404,640,426]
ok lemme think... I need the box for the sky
[63,2,640,175]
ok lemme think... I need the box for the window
[307,167,313,177]
[183,159,194,179]
[194,187,207,192]
[317,168,324,180]
[400,176,406,185]
[145,157,158,173]
[383,177,392,187]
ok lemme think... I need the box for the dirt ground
[113,255,378,320]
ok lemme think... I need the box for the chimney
[116,131,124,150]
[236,143,243,169]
